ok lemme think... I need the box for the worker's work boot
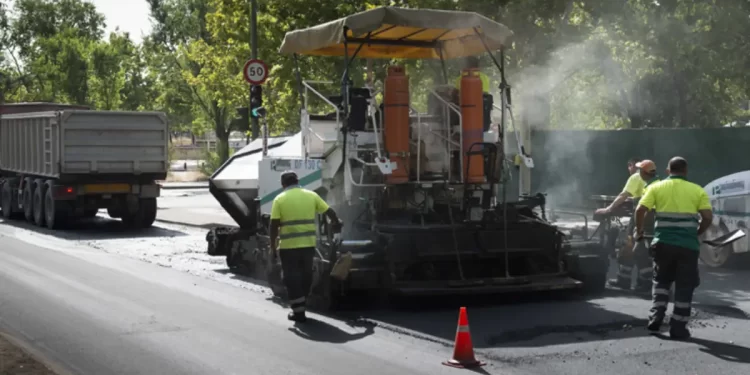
[608,278,630,290]
[288,311,307,323]
[634,283,651,294]
[669,322,691,340]
[647,315,663,332]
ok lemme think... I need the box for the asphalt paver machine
[206,7,609,309]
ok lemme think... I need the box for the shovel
[326,221,352,281]
[702,229,746,248]
[330,247,352,281]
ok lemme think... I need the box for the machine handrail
[346,157,386,187]
[367,86,384,159]
[410,105,422,183]
[428,88,463,182]
[303,81,339,113]
[302,81,341,157]
[550,210,590,240]
[300,109,329,143]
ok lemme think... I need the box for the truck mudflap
[390,275,583,297]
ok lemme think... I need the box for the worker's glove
[331,219,343,234]
[633,229,645,242]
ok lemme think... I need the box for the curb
[159,183,209,190]
[155,217,236,230]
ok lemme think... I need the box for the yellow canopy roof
[278,7,513,59]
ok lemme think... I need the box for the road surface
[170,159,204,172]
[157,188,235,227]
[1,192,750,374]
[0,230,472,375]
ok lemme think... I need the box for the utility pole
[0,73,5,123]
[249,0,259,140]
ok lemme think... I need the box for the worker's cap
[635,160,656,173]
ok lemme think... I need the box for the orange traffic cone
[443,307,485,368]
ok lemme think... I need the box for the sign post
[249,0,259,140]
[244,59,269,85]
[244,57,267,141]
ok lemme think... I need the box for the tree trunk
[216,131,230,163]
[212,101,230,163]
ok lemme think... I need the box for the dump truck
[205,7,610,309]
[0,102,169,230]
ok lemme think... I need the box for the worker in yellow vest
[611,160,660,292]
[596,158,646,217]
[635,157,713,339]
[269,171,342,322]
[454,56,490,93]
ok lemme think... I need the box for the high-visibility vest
[454,72,491,93]
[638,176,712,251]
[630,176,660,236]
[270,187,330,250]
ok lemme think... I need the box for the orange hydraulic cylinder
[383,65,410,184]
[460,68,485,184]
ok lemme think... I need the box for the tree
[89,32,129,109]
[11,0,105,58]
[6,0,747,139]
[148,0,239,162]
[7,0,106,104]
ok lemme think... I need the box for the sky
[90,0,152,43]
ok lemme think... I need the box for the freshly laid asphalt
[1,189,750,374]
[0,233,471,375]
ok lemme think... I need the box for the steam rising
[493,39,639,207]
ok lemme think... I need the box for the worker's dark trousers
[616,238,653,289]
[650,242,700,328]
[279,247,315,315]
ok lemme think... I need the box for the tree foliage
[1,0,748,164]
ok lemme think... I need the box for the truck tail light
[52,186,77,199]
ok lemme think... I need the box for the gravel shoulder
[0,333,56,375]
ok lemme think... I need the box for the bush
[199,147,236,177]
[167,142,177,165]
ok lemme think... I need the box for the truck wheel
[32,181,46,227]
[121,198,157,229]
[23,179,34,222]
[44,182,67,230]
[581,271,608,295]
[139,198,157,228]
[570,254,608,296]
[1,181,19,219]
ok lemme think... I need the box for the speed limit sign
[243,59,268,85]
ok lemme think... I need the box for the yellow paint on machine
[83,183,131,194]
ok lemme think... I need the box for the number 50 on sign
[243,59,269,85]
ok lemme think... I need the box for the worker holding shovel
[269,171,343,322]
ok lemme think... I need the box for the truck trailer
[0,103,169,230]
